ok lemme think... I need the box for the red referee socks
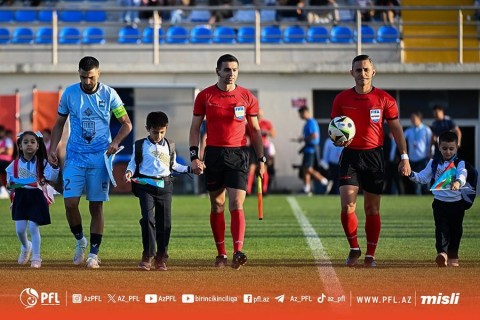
[230,209,246,253]
[365,214,381,257]
[341,212,359,249]
[210,211,226,256]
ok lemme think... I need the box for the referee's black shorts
[338,147,385,195]
[204,146,249,192]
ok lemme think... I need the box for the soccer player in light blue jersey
[48,56,132,269]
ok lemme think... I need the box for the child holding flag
[124,112,192,271]
[6,131,59,268]
[408,131,468,267]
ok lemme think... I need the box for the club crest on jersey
[370,109,381,123]
[84,108,93,117]
[99,100,105,109]
[234,106,245,120]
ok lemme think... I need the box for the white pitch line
[287,196,345,297]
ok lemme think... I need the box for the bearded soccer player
[48,56,132,269]
[189,54,265,269]
[331,55,411,267]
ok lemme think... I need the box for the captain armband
[190,146,199,161]
[112,106,127,119]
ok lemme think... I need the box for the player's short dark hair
[79,56,99,71]
[352,54,374,69]
[298,106,309,114]
[439,131,458,145]
[146,111,169,129]
[217,54,239,70]
[432,105,445,112]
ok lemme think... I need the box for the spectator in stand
[119,0,142,26]
[431,105,462,160]
[170,0,195,24]
[208,0,234,26]
[276,0,306,22]
[404,111,432,195]
[307,0,339,25]
[141,0,175,25]
[349,0,374,22]
[474,0,480,21]
[376,0,400,25]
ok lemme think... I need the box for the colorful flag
[430,161,456,191]
[131,177,164,188]
[8,177,59,205]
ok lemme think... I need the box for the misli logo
[420,293,460,305]
[20,288,39,309]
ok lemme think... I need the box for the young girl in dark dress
[5,131,59,268]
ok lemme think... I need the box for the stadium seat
[330,26,353,43]
[0,28,10,44]
[118,26,140,44]
[283,25,306,44]
[59,10,83,23]
[261,25,282,44]
[190,25,212,44]
[307,26,329,43]
[237,26,255,44]
[353,25,376,43]
[15,10,37,23]
[59,27,81,44]
[84,10,107,23]
[166,26,188,44]
[82,27,105,44]
[38,10,53,23]
[0,10,14,23]
[12,27,34,44]
[35,27,53,44]
[213,26,236,44]
[141,27,165,44]
[377,25,400,43]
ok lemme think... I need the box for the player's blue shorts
[302,152,316,169]
[63,150,110,201]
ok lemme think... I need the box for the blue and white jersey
[58,82,124,153]
[126,137,190,178]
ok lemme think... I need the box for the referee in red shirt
[189,54,266,269]
[331,55,411,267]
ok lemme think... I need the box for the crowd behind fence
[0,4,479,65]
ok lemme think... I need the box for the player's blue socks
[90,233,102,255]
[70,224,84,241]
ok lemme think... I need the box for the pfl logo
[20,288,60,309]
[20,288,39,309]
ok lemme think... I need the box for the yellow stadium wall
[402,0,479,63]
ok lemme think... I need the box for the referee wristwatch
[258,156,267,163]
